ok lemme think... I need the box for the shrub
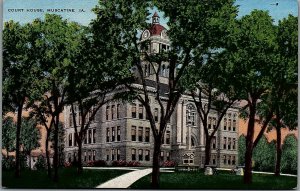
[281,135,297,174]
[2,156,15,170]
[112,160,127,167]
[34,155,46,170]
[127,161,140,167]
[94,160,107,167]
[64,161,72,168]
[162,160,176,167]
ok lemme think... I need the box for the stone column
[182,101,187,145]
[176,101,182,143]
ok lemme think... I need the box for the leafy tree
[20,117,40,169]
[221,10,277,184]
[64,27,129,174]
[238,135,246,165]
[34,155,47,170]
[252,136,275,172]
[2,117,16,157]
[3,20,41,178]
[29,14,85,182]
[281,135,297,174]
[92,0,237,188]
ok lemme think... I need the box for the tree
[64,26,130,174]
[49,122,65,167]
[20,117,40,169]
[281,135,297,174]
[238,135,246,165]
[3,20,41,178]
[29,14,85,182]
[222,10,277,184]
[92,0,237,188]
[2,117,16,157]
[255,14,297,176]
[252,136,275,172]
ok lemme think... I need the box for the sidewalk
[96,168,152,188]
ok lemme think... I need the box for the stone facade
[64,12,238,168]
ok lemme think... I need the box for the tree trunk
[15,101,24,178]
[151,139,161,189]
[204,137,212,166]
[244,103,256,184]
[77,140,83,174]
[275,126,282,176]
[53,114,59,182]
[45,130,52,178]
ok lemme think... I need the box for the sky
[3,0,298,26]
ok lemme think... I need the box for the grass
[2,167,131,189]
[130,170,297,189]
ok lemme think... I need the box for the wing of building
[63,12,239,168]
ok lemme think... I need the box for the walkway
[96,168,152,188]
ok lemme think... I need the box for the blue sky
[3,0,298,26]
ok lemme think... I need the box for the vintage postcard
[2,0,298,189]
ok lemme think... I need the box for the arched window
[191,137,196,147]
[186,104,196,126]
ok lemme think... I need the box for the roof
[152,12,160,18]
[149,24,166,36]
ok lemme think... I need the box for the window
[117,149,120,160]
[138,127,143,142]
[187,104,196,126]
[223,155,227,165]
[208,117,212,129]
[131,104,137,118]
[111,105,115,120]
[212,136,216,149]
[139,104,143,119]
[145,128,150,142]
[145,150,150,161]
[112,127,115,142]
[69,114,73,127]
[233,138,236,150]
[154,108,158,122]
[117,104,120,118]
[224,118,227,130]
[111,149,115,161]
[232,156,236,165]
[228,138,231,150]
[106,128,110,142]
[131,126,136,141]
[88,151,92,161]
[212,117,216,129]
[228,155,231,165]
[73,152,77,162]
[160,151,164,161]
[68,133,73,147]
[84,151,87,162]
[67,153,71,162]
[132,149,136,161]
[106,106,110,120]
[228,119,232,131]
[166,152,170,161]
[233,119,236,131]
[93,129,96,143]
[93,150,96,161]
[191,137,195,147]
[88,129,92,144]
[212,155,216,165]
[117,126,121,141]
[223,137,227,149]
[79,111,82,125]
[138,149,143,161]
[166,131,170,144]
[84,134,87,144]
[106,149,109,161]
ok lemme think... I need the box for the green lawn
[2,168,131,189]
[130,170,297,189]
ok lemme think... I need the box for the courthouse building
[64,13,239,168]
